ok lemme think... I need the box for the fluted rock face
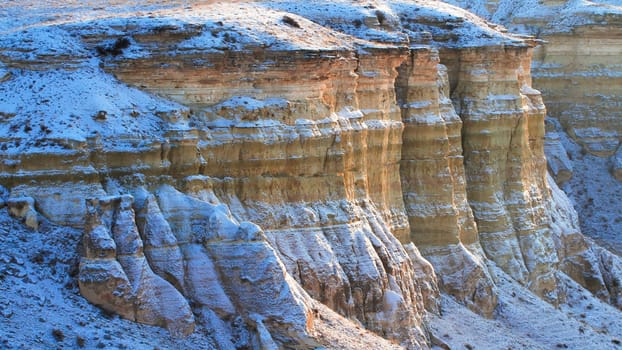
[443,0,622,310]
[152,184,319,347]
[139,44,430,346]
[532,18,622,157]
[79,186,320,348]
[442,1,622,158]
[441,45,560,302]
[0,8,435,345]
[79,195,195,337]
[396,47,496,315]
[5,1,622,348]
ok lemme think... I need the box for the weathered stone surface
[544,119,573,184]
[132,190,186,294]
[155,184,319,347]
[396,47,497,316]
[596,245,622,308]
[79,196,195,337]
[441,44,559,303]
[7,196,38,230]
[532,21,622,157]
[446,0,622,311]
[3,1,622,348]
[403,243,440,314]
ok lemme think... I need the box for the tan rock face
[153,184,320,347]
[532,23,622,157]
[79,186,321,347]
[5,1,622,348]
[1,16,434,344]
[396,47,496,316]
[440,45,560,303]
[79,195,195,337]
[445,0,622,311]
[148,45,431,347]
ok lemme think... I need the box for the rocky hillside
[2,1,622,349]
[444,0,622,250]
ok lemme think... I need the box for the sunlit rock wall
[4,1,622,349]
[396,46,496,316]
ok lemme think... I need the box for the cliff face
[442,45,564,302]
[445,0,622,305]
[396,47,497,315]
[444,1,622,214]
[2,1,622,349]
[470,0,622,159]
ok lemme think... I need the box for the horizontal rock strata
[2,1,622,348]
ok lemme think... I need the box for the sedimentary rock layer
[532,19,622,156]
[395,47,496,315]
[444,0,622,309]
[2,1,622,349]
[442,0,622,170]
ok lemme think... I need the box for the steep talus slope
[2,1,622,349]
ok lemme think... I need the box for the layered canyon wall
[445,0,622,302]
[444,0,622,157]
[2,1,622,348]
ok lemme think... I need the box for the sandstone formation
[2,1,622,349]
[79,195,195,337]
[7,196,38,230]
[395,46,496,315]
[528,3,622,158]
[444,44,560,303]
[445,0,622,307]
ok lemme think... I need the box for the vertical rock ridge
[79,195,195,337]
[444,0,622,310]
[441,44,560,303]
[396,46,497,316]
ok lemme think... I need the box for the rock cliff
[2,1,622,349]
[445,0,622,153]
[446,0,622,305]
[444,0,622,243]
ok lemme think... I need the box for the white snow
[0,209,218,349]
[0,67,189,154]
[429,266,622,349]
[556,124,622,255]
[444,0,622,34]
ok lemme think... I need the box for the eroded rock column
[397,47,497,316]
[444,45,559,302]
